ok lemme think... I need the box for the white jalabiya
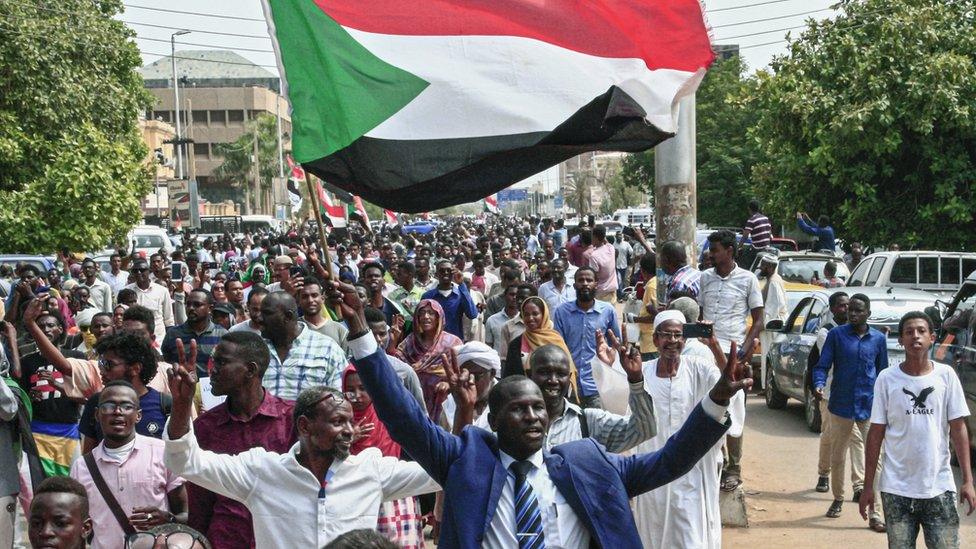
[634,355,724,549]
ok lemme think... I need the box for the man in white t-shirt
[860,311,975,547]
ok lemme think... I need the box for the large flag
[262,0,714,212]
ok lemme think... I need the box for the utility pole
[170,31,189,179]
[252,129,262,214]
[654,93,697,304]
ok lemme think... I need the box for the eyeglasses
[654,331,684,341]
[97,402,138,414]
[98,358,126,370]
[342,389,365,401]
[127,531,201,549]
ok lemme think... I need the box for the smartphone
[289,265,305,277]
[171,261,185,280]
[682,323,713,339]
[204,262,218,270]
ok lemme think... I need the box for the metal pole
[654,93,697,304]
[155,166,161,219]
[252,130,261,214]
[171,31,189,179]
[276,99,285,178]
[303,172,335,278]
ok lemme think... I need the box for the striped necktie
[510,460,545,549]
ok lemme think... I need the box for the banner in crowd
[483,194,499,214]
[262,0,714,212]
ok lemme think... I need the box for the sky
[122,0,841,196]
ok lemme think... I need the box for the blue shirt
[813,324,888,421]
[553,300,621,397]
[797,217,836,252]
[421,284,479,339]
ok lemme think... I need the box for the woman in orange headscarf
[503,296,579,400]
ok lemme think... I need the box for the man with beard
[71,381,187,547]
[360,263,403,325]
[161,290,228,378]
[163,340,440,547]
[336,279,749,548]
[229,288,267,335]
[224,280,246,320]
[185,332,296,549]
[531,343,656,452]
[554,267,620,409]
[631,312,728,548]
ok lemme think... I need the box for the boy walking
[860,312,975,548]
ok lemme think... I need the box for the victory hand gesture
[708,340,754,405]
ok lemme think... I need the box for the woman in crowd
[503,296,578,401]
[342,365,426,549]
[397,299,462,420]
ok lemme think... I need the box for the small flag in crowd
[384,209,398,224]
[285,155,304,211]
[315,180,348,228]
[483,194,499,215]
[263,0,714,212]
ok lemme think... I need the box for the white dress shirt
[125,282,174,342]
[485,449,590,549]
[539,280,576,313]
[164,424,440,548]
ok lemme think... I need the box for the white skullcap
[759,253,779,266]
[653,310,686,331]
[455,341,501,374]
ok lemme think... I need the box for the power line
[123,2,266,22]
[135,35,275,54]
[712,7,834,29]
[716,23,807,42]
[707,0,813,13]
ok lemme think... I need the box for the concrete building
[139,116,175,218]
[138,50,291,208]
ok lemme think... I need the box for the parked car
[846,251,976,298]
[126,225,174,258]
[748,250,851,285]
[933,271,976,455]
[0,255,56,276]
[764,286,940,432]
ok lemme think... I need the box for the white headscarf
[454,341,501,375]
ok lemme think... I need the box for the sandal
[720,477,742,492]
[869,517,886,533]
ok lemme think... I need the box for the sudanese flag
[263,0,714,212]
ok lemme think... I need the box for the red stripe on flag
[314,0,713,72]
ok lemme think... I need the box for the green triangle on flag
[268,0,429,162]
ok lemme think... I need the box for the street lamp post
[171,30,190,180]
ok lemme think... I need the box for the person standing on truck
[797,212,836,252]
[742,199,773,250]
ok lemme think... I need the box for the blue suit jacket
[354,348,730,548]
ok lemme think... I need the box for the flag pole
[303,171,335,279]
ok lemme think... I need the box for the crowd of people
[0,205,971,548]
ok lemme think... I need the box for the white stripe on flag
[347,29,702,141]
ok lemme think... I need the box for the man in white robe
[633,310,726,549]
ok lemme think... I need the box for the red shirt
[187,391,296,549]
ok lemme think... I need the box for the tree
[562,171,595,215]
[212,113,287,213]
[601,172,645,215]
[617,55,761,227]
[748,0,976,249]
[0,0,153,253]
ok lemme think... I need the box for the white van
[128,225,174,257]
[241,215,280,234]
[612,207,654,227]
[846,251,976,297]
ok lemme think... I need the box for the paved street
[724,394,976,548]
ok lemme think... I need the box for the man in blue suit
[332,281,751,549]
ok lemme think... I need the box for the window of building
[209,110,226,124]
[192,110,208,123]
[156,111,170,122]
[228,110,245,123]
[193,143,209,158]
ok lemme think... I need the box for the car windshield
[778,258,851,283]
[134,234,165,248]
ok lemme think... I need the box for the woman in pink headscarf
[397,299,462,420]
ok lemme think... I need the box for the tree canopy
[0,0,153,253]
[749,0,976,249]
[213,113,287,213]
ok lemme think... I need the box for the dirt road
[724,395,976,548]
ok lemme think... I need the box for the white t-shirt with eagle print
[870,361,970,499]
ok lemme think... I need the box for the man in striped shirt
[742,199,773,249]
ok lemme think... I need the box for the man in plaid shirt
[260,292,346,400]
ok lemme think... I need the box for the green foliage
[618,55,761,227]
[749,0,976,249]
[601,172,645,215]
[213,113,287,209]
[0,0,153,253]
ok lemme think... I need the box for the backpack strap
[578,409,590,439]
[83,453,137,537]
